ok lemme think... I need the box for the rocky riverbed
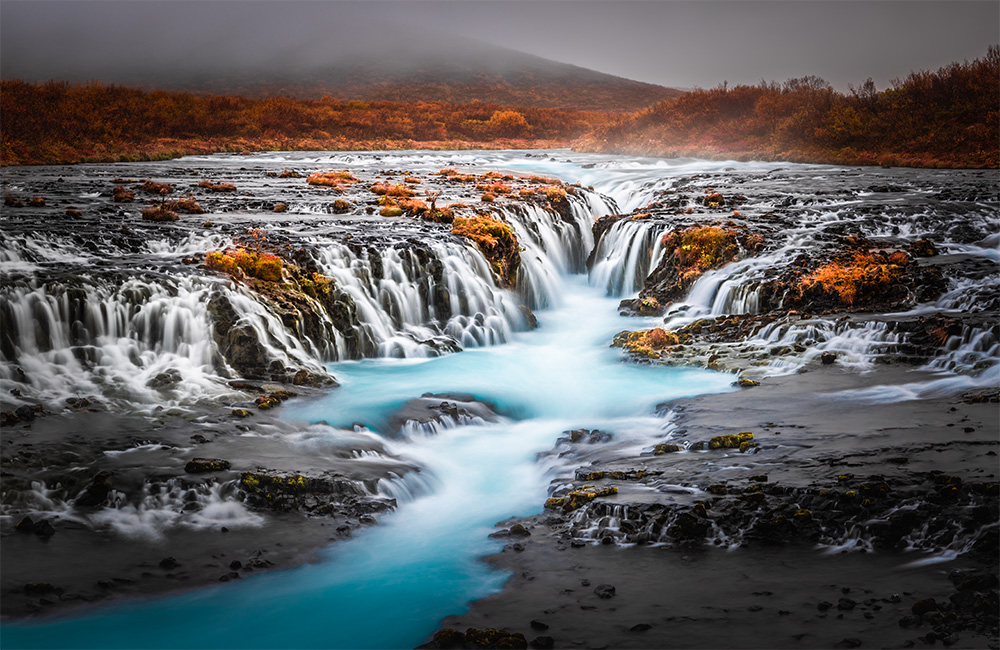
[1,151,996,649]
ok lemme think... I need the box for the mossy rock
[654,443,682,455]
[708,432,754,450]
[706,484,728,495]
[231,408,254,418]
[185,458,231,473]
[255,395,280,409]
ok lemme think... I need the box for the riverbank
[429,367,999,649]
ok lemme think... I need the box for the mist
[1,0,997,92]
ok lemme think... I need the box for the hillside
[125,47,683,113]
[576,47,999,168]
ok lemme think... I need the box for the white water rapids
[2,150,997,648]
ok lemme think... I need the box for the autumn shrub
[278,169,300,178]
[141,207,178,222]
[486,110,530,137]
[481,192,496,203]
[112,185,134,203]
[28,195,45,207]
[140,180,172,195]
[3,193,23,207]
[370,182,415,198]
[274,203,288,213]
[476,180,512,194]
[199,180,237,192]
[398,198,428,215]
[163,198,204,214]
[332,199,351,213]
[404,176,421,184]
[307,171,357,189]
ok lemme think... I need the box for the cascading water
[3,150,997,649]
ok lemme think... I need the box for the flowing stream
[2,150,996,648]
[3,275,732,649]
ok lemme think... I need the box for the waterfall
[0,182,606,411]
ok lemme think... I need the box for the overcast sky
[2,0,997,91]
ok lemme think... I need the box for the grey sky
[1,0,996,91]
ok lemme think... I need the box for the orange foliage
[198,180,236,192]
[475,180,512,194]
[0,80,603,166]
[307,170,358,189]
[801,251,909,305]
[206,248,283,282]
[578,47,999,168]
[370,182,415,198]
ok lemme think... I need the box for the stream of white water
[3,150,997,648]
[3,275,733,649]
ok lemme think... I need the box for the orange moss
[307,170,357,190]
[398,198,428,215]
[370,182,415,198]
[205,247,283,282]
[619,328,680,358]
[112,185,134,203]
[451,215,520,286]
[140,179,172,195]
[526,175,562,185]
[198,180,236,192]
[162,198,203,214]
[663,226,740,275]
[475,180,513,194]
[801,251,909,305]
[141,207,178,222]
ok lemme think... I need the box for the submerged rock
[184,458,231,474]
[385,393,501,436]
[238,469,394,517]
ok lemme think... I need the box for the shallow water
[2,149,996,647]
[3,275,732,648]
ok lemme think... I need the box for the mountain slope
[116,43,683,113]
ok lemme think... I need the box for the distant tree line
[576,46,999,168]
[0,84,604,165]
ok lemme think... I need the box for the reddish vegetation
[141,207,178,222]
[2,49,993,169]
[307,170,358,190]
[370,182,415,198]
[0,81,603,166]
[799,250,911,307]
[198,180,236,192]
[206,249,283,282]
[140,180,172,195]
[162,198,204,214]
[577,47,999,168]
